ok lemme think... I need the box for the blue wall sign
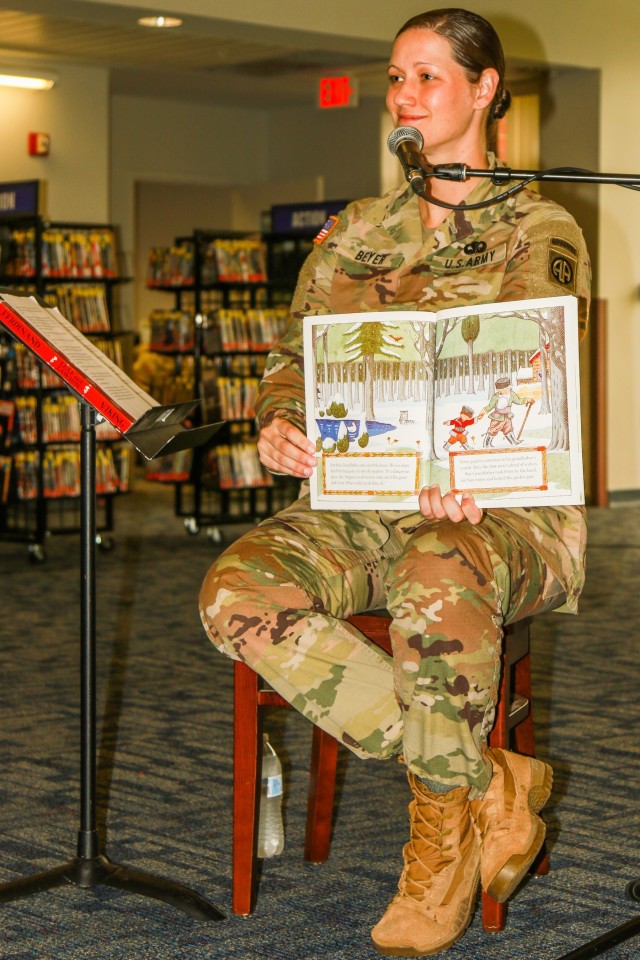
[270,200,348,235]
[0,180,41,218]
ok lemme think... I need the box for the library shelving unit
[144,229,298,542]
[0,215,132,562]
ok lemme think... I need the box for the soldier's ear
[475,68,499,111]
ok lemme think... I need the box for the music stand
[551,881,639,960]
[0,292,225,920]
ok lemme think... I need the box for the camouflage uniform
[200,166,591,797]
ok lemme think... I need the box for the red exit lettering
[318,76,358,109]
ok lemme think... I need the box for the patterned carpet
[0,478,638,960]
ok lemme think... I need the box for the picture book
[303,295,583,510]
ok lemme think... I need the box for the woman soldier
[200,8,590,955]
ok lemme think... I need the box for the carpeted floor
[0,478,638,960]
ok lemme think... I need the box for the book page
[432,295,583,506]
[304,311,436,509]
[0,293,158,427]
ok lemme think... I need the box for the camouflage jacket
[256,168,592,612]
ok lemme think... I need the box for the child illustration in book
[479,376,535,446]
[442,404,475,452]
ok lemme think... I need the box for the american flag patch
[313,215,340,245]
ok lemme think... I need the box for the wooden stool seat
[233,613,547,930]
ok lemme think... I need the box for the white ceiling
[0,1,392,106]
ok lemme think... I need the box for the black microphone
[387,126,428,189]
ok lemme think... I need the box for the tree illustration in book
[303,295,583,510]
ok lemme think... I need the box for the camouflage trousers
[199,496,565,797]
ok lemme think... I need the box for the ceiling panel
[0,6,389,105]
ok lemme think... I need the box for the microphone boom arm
[431,164,640,188]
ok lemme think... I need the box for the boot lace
[398,781,469,901]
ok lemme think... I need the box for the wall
[267,99,383,203]
[109,95,269,328]
[0,63,109,222]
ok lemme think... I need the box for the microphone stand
[430,163,640,187]
[409,157,640,958]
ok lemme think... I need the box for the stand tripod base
[553,879,640,960]
[0,853,225,921]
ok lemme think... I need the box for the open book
[303,295,583,510]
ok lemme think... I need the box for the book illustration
[303,296,583,510]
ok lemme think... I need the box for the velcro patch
[548,240,577,292]
[550,236,578,257]
[313,215,340,245]
[430,242,507,271]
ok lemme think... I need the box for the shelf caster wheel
[96,534,114,552]
[28,543,46,564]
[184,517,200,535]
[206,526,223,545]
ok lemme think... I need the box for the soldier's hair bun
[492,89,512,121]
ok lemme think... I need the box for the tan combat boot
[371,773,480,957]
[470,747,553,903]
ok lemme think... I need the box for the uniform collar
[373,152,515,244]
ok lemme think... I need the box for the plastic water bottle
[257,733,284,858]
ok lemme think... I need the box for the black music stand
[551,881,639,960]
[0,401,224,921]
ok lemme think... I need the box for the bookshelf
[143,228,297,541]
[0,215,132,561]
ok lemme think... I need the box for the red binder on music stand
[0,289,222,458]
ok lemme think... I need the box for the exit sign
[318,75,359,109]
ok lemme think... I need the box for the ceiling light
[0,69,57,90]
[137,15,183,28]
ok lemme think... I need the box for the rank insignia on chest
[313,215,340,245]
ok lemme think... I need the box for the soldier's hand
[257,417,317,479]
[418,485,483,525]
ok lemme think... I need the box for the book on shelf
[214,307,289,352]
[41,227,117,279]
[10,444,130,500]
[0,226,36,278]
[15,395,38,444]
[145,449,192,483]
[0,290,223,460]
[146,243,194,287]
[0,399,15,448]
[148,309,195,352]
[304,295,583,511]
[46,284,111,333]
[12,342,63,389]
[205,238,268,284]
[214,442,273,489]
[0,454,11,504]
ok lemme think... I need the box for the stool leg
[233,661,261,915]
[512,653,535,757]
[483,625,511,932]
[482,890,507,932]
[304,727,339,862]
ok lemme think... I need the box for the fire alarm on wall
[28,132,50,157]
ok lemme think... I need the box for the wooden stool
[232,613,548,930]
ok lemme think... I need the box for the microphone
[387,126,428,189]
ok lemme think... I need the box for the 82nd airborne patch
[548,236,577,293]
